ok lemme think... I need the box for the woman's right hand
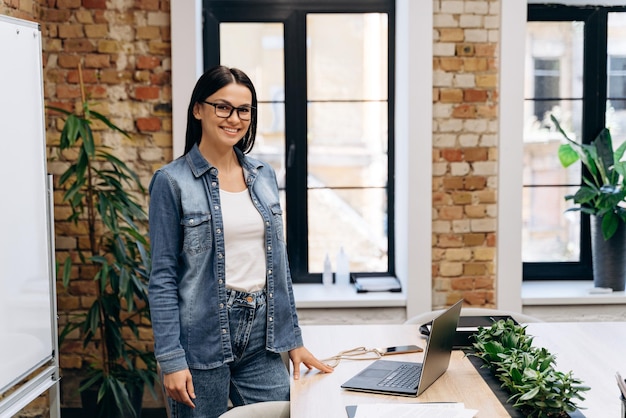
[163,369,196,408]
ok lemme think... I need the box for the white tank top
[219,189,266,292]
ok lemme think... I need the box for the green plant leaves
[48,97,156,418]
[471,320,588,417]
[552,115,626,240]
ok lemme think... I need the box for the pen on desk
[615,372,626,398]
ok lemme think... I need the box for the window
[523,4,626,279]
[203,0,395,283]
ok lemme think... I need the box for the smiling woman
[148,65,333,418]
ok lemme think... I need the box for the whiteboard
[0,15,55,395]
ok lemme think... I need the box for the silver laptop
[340,299,462,397]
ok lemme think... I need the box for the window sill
[522,280,626,305]
[292,283,406,309]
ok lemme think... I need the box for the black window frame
[524,4,626,280]
[203,0,396,283]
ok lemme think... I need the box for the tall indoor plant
[553,115,626,290]
[51,64,157,417]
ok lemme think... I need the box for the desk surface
[291,322,626,418]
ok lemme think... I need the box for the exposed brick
[463,57,488,72]
[464,176,486,190]
[64,38,96,53]
[58,54,81,69]
[452,104,476,118]
[136,26,160,39]
[439,206,464,220]
[134,86,160,100]
[451,191,472,205]
[136,117,162,132]
[83,0,106,8]
[438,234,464,248]
[137,55,160,70]
[440,88,463,103]
[439,28,464,42]
[83,54,110,68]
[137,0,160,10]
[451,277,474,290]
[456,44,475,56]
[464,147,488,162]
[56,84,81,99]
[464,89,488,103]
[442,176,464,190]
[441,149,463,162]
[463,233,484,247]
[475,43,497,57]
[57,0,82,8]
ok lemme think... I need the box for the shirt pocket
[181,212,212,254]
[270,204,285,242]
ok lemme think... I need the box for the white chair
[218,400,290,418]
[404,307,543,325]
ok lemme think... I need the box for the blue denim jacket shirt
[148,144,303,374]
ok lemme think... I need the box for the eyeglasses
[203,101,255,121]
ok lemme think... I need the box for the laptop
[340,299,463,397]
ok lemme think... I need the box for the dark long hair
[184,65,258,155]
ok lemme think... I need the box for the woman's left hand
[289,346,334,380]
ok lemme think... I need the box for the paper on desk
[353,402,478,418]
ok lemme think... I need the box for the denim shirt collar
[185,143,264,179]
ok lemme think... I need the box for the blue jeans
[168,289,290,418]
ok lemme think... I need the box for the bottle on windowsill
[322,253,333,286]
[335,246,350,286]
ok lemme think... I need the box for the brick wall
[0,0,40,20]
[431,0,499,308]
[41,0,173,411]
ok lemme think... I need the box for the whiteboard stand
[0,15,61,418]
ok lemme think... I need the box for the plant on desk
[471,319,589,418]
[49,64,157,418]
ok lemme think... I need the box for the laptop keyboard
[377,363,423,388]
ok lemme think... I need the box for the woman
[148,65,332,417]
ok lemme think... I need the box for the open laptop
[341,299,463,397]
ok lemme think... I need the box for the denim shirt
[148,145,303,374]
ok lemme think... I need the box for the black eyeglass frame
[202,101,256,121]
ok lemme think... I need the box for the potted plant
[552,115,626,290]
[471,319,589,418]
[50,64,157,417]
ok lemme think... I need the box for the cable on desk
[320,346,383,368]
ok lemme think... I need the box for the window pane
[525,21,584,127]
[308,102,388,188]
[524,20,584,263]
[219,24,286,181]
[306,14,388,101]
[608,13,626,143]
[308,188,387,273]
[522,185,581,262]
[523,98,582,184]
[219,23,284,102]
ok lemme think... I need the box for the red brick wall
[41,0,173,410]
[431,0,498,308]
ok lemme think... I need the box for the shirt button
[267,269,272,275]
[268,293,273,298]
[189,219,194,225]
[212,182,217,187]
[214,205,219,210]
[218,279,223,284]
[216,228,222,234]
[218,253,223,259]
[266,221,270,226]
[219,303,224,308]
[267,246,271,251]
[222,329,227,334]
[269,317,273,322]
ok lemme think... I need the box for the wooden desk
[291,322,626,418]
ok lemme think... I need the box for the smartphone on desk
[381,345,423,355]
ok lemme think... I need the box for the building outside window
[523,4,626,279]
[203,0,394,283]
